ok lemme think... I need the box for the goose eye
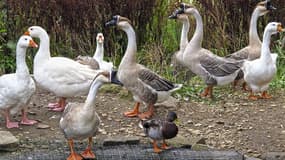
[24,38,28,41]
[30,28,33,31]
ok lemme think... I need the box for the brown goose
[105,15,182,119]
[174,3,244,98]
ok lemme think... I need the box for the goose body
[242,22,283,100]
[176,3,243,97]
[142,111,178,153]
[0,35,38,128]
[106,16,182,119]
[25,26,103,112]
[60,72,110,160]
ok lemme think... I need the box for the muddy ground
[0,84,284,159]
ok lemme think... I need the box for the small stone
[0,131,19,151]
[28,111,36,115]
[37,123,50,129]
[101,113,107,117]
[188,129,201,135]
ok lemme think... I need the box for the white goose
[0,35,38,128]
[176,3,243,98]
[106,16,182,119]
[93,33,114,72]
[25,26,104,112]
[242,22,283,100]
[60,72,110,160]
[76,33,113,72]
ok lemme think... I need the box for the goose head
[176,3,197,15]
[96,33,104,44]
[18,35,38,49]
[255,0,276,16]
[168,9,188,21]
[24,26,47,38]
[265,22,284,35]
[105,15,132,29]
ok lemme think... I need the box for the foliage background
[1,0,285,89]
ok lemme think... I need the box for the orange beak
[29,40,38,48]
[24,31,30,36]
[277,24,284,32]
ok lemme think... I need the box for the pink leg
[48,97,67,112]
[20,109,37,125]
[4,109,19,129]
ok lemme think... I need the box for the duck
[105,15,182,119]
[226,0,276,88]
[242,22,283,100]
[140,111,179,153]
[0,35,38,128]
[24,26,106,112]
[175,3,243,98]
[168,9,190,72]
[60,71,110,160]
[76,33,113,72]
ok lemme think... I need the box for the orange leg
[67,139,83,160]
[261,91,271,99]
[200,85,213,98]
[138,104,154,119]
[161,140,171,150]
[4,109,19,129]
[49,97,67,112]
[20,108,37,125]
[232,80,239,90]
[81,137,96,159]
[242,82,249,91]
[124,102,140,117]
[153,140,162,153]
[248,90,258,100]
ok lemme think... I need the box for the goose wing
[200,54,243,77]
[138,69,175,91]
[226,48,249,60]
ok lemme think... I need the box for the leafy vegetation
[1,0,285,98]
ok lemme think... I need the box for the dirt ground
[0,84,285,158]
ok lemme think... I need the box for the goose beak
[24,31,30,36]
[110,70,123,86]
[277,24,284,32]
[29,39,38,48]
[105,19,117,27]
[266,1,276,10]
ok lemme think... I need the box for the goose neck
[189,9,203,49]
[260,29,272,60]
[120,24,137,66]
[15,46,29,77]
[180,18,190,51]
[83,79,103,111]
[34,31,51,66]
[93,42,104,62]
[249,9,262,46]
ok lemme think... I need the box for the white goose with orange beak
[0,35,38,128]
[242,22,284,100]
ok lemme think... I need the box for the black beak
[105,19,117,27]
[169,9,181,19]
[266,0,276,10]
[110,70,123,86]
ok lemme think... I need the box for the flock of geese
[0,1,284,159]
